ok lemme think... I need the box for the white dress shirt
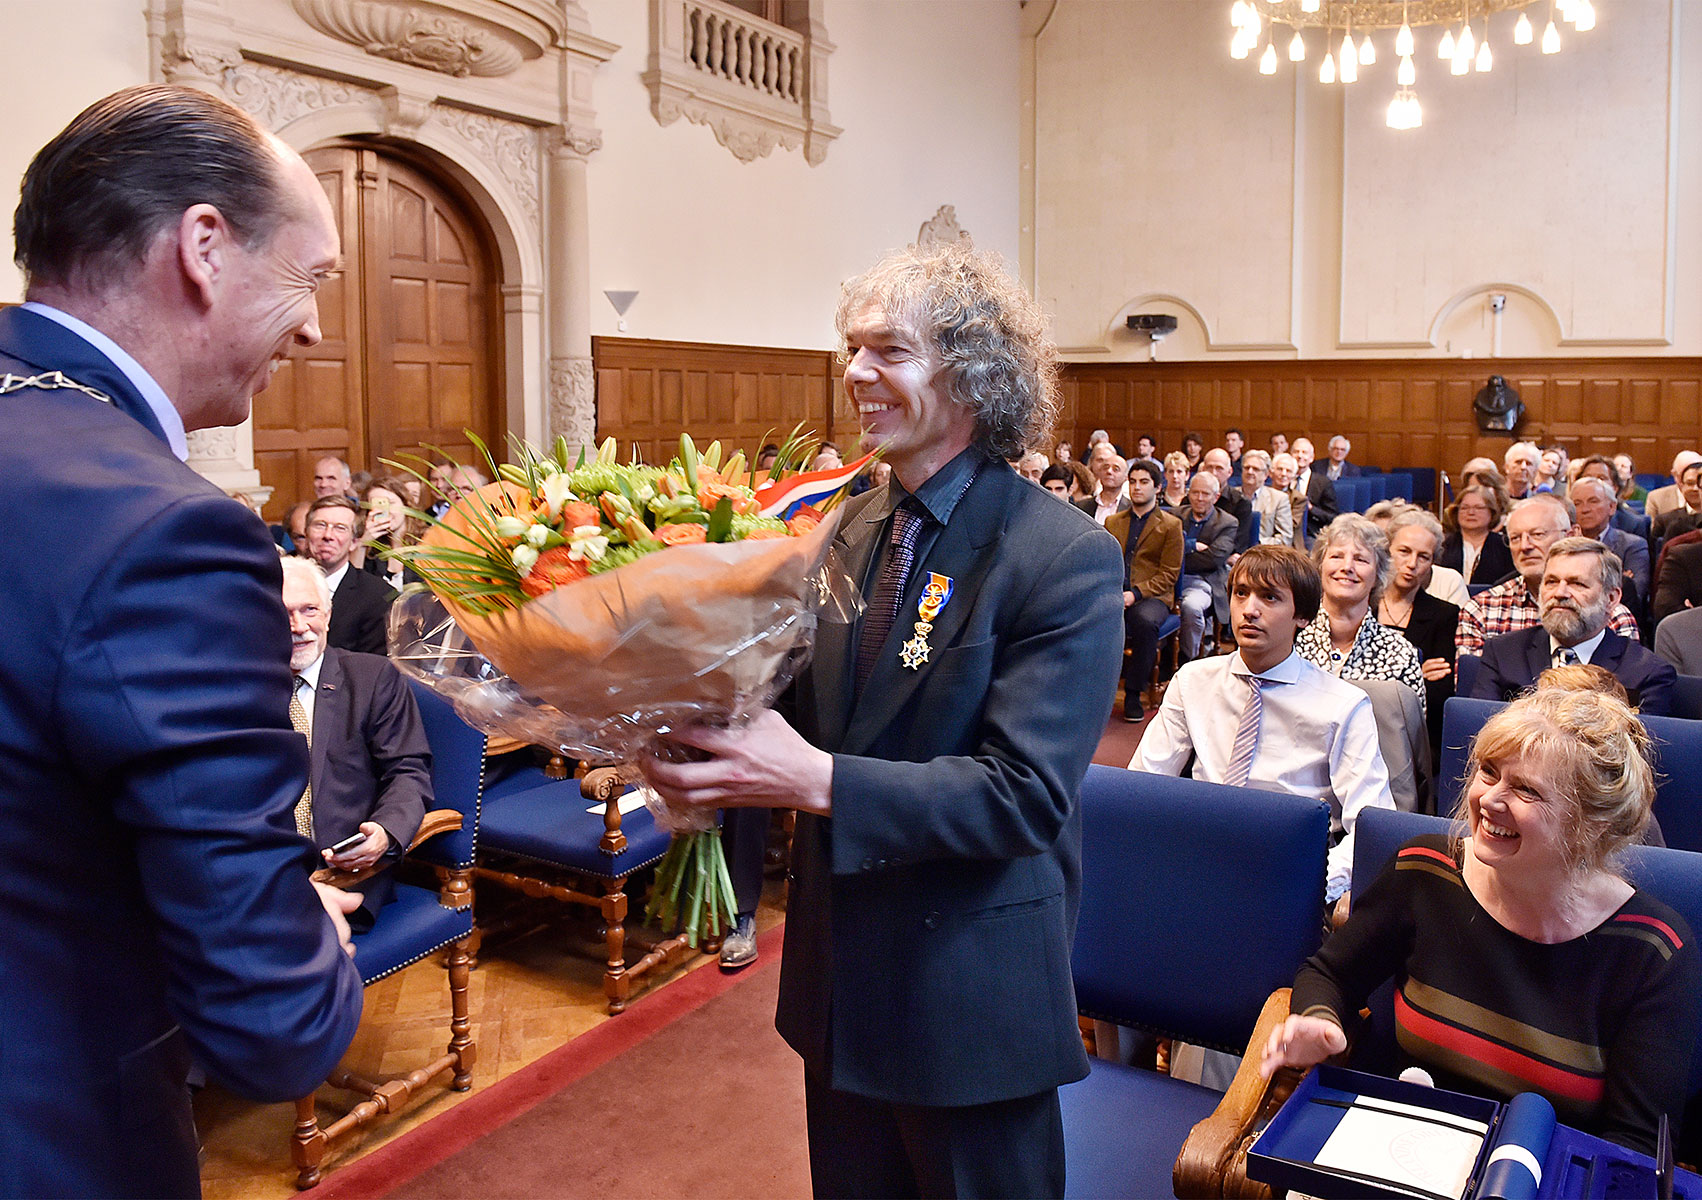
[1550,627,1608,666]
[1092,490,1124,525]
[294,654,323,729]
[20,301,189,461]
[322,561,350,597]
[1425,565,1470,608]
[1132,649,1395,902]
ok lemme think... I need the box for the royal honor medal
[899,572,954,670]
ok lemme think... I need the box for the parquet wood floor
[195,890,789,1200]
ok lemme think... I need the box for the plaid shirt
[1455,576,1641,657]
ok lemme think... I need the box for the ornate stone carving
[188,426,242,466]
[223,61,368,130]
[552,124,605,160]
[161,33,243,88]
[548,356,596,450]
[437,107,543,232]
[292,0,525,77]
[379,85,434,137]
[654,93,798,163]
[917,205,971,248]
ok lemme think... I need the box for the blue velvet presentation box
[1247,1065,1701,1200]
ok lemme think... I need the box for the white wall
[0,0,153,300]
[582,0,1023,350]
[1033,0,1702,359]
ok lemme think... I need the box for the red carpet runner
[317,924,802,1199]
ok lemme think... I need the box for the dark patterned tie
[856,504,925,689]
[1554,646,1579,667]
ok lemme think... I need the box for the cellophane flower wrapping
[389,487,852,835]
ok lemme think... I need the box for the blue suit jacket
[0,306,362,1197]
[1468,625,1677,716]
[776,457,1125,1107]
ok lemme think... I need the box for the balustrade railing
[682,0,804,107]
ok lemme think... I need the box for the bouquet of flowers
[385,431,864,947]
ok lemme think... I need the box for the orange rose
[655,523,707,545]
[561,500,599,530]
[786,506,824,536]
[520,546,591,597]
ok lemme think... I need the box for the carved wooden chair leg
[291,1095,327,1190]
[601,873,631,1014]
[447,935,476,1091]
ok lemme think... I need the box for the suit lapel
[1524,628,1553,683]
[840,468,1012,756]
[810,488,895,750]
[1592,631,1626,673]
[309,649,347,800]
[0,305,172,448]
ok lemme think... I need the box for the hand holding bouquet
[386,432,865,946]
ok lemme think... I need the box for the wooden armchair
[290,678,484,1189]
[472,764,700,1013]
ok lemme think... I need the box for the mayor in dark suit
[644,244,1125,1198]
[1291,438,1341,542]
[304,494,399,656]
[0,86,363,1197]
[1465,538,1676,715]
[281,559,430,931]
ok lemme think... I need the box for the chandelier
[1228,1,1598,130]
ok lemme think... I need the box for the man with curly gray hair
[643,242,1126,1197]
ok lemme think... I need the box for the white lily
[524,523,551,548]
[566,525,609,562]
[511,544,540,574]
[494,515,530,540]
[541,472,576,516]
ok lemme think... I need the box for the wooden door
[254,143,502,519]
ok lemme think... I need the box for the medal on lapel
[900,572,954,670]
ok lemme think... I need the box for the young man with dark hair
[1107,457,1184,721]
[1134,545,1394,902]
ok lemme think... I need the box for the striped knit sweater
[1291,835,1701,1155]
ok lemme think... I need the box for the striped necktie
[1224,674,1265,788]
[856,504,925,689]
[289,674,314,838]
[1554,646,1580,667]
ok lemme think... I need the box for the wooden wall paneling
[1055,357,1702,486]
[592,337,839,466]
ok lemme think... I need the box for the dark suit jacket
[1105,505,1184,610]
[1073,493,1130,520]
[306,648,432,928]
[1170,505,1239,623]
[1300,469,1340,537]
[328,563,398,656]
[1217,488,1254,552]
[1654,538,1702,624]
[777,455,1125,1107]
[1592,525,1652,617]
[1653,508,1702,547]
[1438,530,1517,587]
[1328,461,1362,479]
[1468,627,1676,715]
[0,305,361,1197]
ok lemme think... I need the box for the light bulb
[1438,27,1455,58]
[1230,0,1249,27]
[1289,29,1306,60]
[1574,2,1595,32]
[1260,41,1278,73]
[1514,11,1533,44]
[1340,45,1358,82]
[1542,19,1561,52]
[1395,22,1414,57]
[1340,30,1355,64]
[1476,39,1493,71]
[1386,88,1422,130]
[1300,0,1320,11]
[1231,29,1252,58]
[1451,45,1470,74]
[1558,0,1575,15]
[1243,8,1261,37]
[1320,49,1336,82]
[1360,34,1376,65]
[1457,23,1475,58]
[1398,53,1416,85]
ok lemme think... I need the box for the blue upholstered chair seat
[351,881,476,985]
[478,776,674,877]
[1061,1062,1222,1200]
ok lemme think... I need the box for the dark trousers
[1122,596,1172,696]
[803,1072,1065,1199]
[722,805,770,916]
